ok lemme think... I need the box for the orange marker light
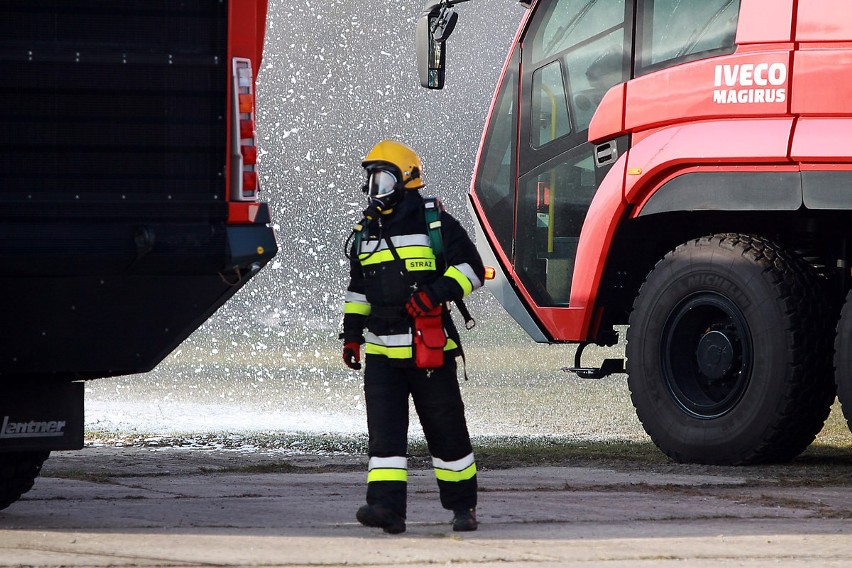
[238,93,253,113]
[484,266,496,280]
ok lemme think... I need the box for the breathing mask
[362,166,404,216]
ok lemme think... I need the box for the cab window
[474,50,518,258]
[530,0,626,65]
[637,0,740,74]
[531,60,571,148]
[525,0,627,148]
[515,146,599,306]
[561,32,624,133]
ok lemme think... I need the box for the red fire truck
[0,0,276,508]
[418,0,852,465]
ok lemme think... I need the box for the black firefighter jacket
[342,190,485,366]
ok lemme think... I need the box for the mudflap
[0,382,84,452]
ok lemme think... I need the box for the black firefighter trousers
[363,354,477,519]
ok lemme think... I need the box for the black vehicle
[0,0,277,509]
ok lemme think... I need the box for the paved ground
[1,446,851,567]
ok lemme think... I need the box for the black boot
[452,508,477,532]
[356,504,406,534]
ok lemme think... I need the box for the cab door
[513,0,632,307]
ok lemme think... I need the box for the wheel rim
[661,292,753,419]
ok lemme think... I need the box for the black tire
[0,451,50,511]
[626,234,835,465]
[834,290,852,431]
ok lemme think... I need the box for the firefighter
[340,139,485,534]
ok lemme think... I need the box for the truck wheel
[626,234,835,465]
[834,290,852,431]
[0,451,50,510]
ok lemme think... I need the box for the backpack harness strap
[423,197,443,257]
[422,198,473,380]
[422,198,475,330]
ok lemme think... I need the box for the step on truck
[418,0,852,465]
[0,0,277,509]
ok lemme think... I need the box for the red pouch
[413,307,446,369]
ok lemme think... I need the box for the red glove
[343,341,362,370]
[405,289,440,318]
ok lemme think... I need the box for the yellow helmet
[362,139,424,190]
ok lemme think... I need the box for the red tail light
[241,145,257,165]
[242,171,258,192]
[239,119,254,139]
[231,58,258,201]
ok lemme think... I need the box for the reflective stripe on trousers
[367,455,408,483]
[433,453,477,482]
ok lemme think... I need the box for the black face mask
[362,168,404,217]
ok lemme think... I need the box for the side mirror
[416,1,459,89]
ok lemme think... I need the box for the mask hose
[344,215,383,262]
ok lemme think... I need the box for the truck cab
[419,0,852,465]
